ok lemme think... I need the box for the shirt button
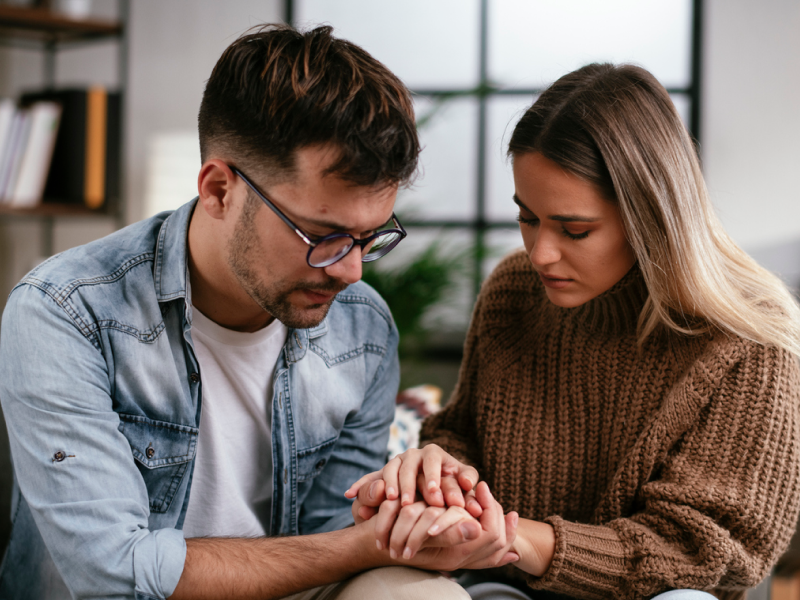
[146,447,155,459]
[315,459,326,469]
[53,451,65,462]
[190,372,200,383]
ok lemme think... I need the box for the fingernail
[369,481,379,500]
[427,480,437,490]
[461,524,477,539]
[403,547,412,559]
[387,487,396,498]
[401,493,410,505]
[428,524,440,535]
[389,548,398,560]
[376,540,382,550]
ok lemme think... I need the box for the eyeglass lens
[308,231,404,267]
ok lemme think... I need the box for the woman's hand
[345,445,482,515]
[372,481,520,571]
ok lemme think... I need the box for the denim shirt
[0,200,399,600]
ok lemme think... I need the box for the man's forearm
[170,523,389,600]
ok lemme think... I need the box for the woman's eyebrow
[512,194,533,212]
[513,195,600,222]
[550,215,600,223]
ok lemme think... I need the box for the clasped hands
[345,445,555,575]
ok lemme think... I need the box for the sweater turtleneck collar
[554,263,649,335]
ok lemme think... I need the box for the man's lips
[300,289,339,304]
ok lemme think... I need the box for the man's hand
[372,481,519,571]
[345,445,482,516]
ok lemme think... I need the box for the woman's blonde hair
[508,63,800,356]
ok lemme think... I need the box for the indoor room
[0,1,799,598]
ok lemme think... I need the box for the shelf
[0,5,121,44]
[0,203,108,218]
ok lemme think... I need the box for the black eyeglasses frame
[230,166,407,268]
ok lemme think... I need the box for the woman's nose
[529,231,561,268]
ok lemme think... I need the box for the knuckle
[400,504,423,519]
[425,506,445,519]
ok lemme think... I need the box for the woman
[347,63,800,600]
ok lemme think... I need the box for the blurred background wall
[0,0,799,558]
[1,0,799,332]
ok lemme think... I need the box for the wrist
[351,518,397,569]
[513,518,555,577]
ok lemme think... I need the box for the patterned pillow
[388,385,442,459]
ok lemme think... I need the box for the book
[0,98,16,172]
[0,110,31,203]
[0,99,18,204]
[84,87,106,209]
[20,87,121,208]
[7,102,62,208]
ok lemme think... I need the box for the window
[291,0,701,337]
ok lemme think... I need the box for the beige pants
[284,566,471,600]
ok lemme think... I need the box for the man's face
[227,146,398,329]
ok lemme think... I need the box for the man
[0,24,516,600]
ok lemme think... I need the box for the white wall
[125,0,284,224]
[702,0,800,284]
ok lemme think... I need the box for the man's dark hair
[199,24,420,188]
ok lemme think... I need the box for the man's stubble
[227,194,347,329]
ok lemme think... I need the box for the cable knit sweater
[421,250,800,600]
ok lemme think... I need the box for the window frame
[286,0,703,297]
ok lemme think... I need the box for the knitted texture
[421,250,800,600]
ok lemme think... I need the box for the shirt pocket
[118,414,199,514]
[296,436,338,483]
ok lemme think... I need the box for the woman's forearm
[512,518,556,577]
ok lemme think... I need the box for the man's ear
[197,159,237,220]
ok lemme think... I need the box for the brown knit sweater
[421,250,800,600]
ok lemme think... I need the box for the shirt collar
[152,197,333,340]
[154,198,197,303]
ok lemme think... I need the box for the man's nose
[323,246,363,285]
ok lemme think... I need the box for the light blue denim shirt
[0,200,399,600]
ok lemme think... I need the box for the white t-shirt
[182,308,288,538]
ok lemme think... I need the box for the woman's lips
[538,273,573,289]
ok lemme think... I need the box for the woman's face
[512,152,636,308]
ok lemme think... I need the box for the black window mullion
[287,0,701,327]
[690,0,703,147]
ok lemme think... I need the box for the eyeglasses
[231,166,407,268]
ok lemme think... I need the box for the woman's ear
[197,159,237,220]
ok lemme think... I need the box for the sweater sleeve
[529,341,800,600]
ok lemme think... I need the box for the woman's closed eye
[516,214,539,227]
[562,228,590,240]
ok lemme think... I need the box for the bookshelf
[0,1,127,256]
[0,5,122,42]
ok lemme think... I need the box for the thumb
[504,511,519,545]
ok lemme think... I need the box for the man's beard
[227,196,348,329]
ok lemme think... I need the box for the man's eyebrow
[301,216,352,232]
[512,195,599,223]
[298,213,388,237]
